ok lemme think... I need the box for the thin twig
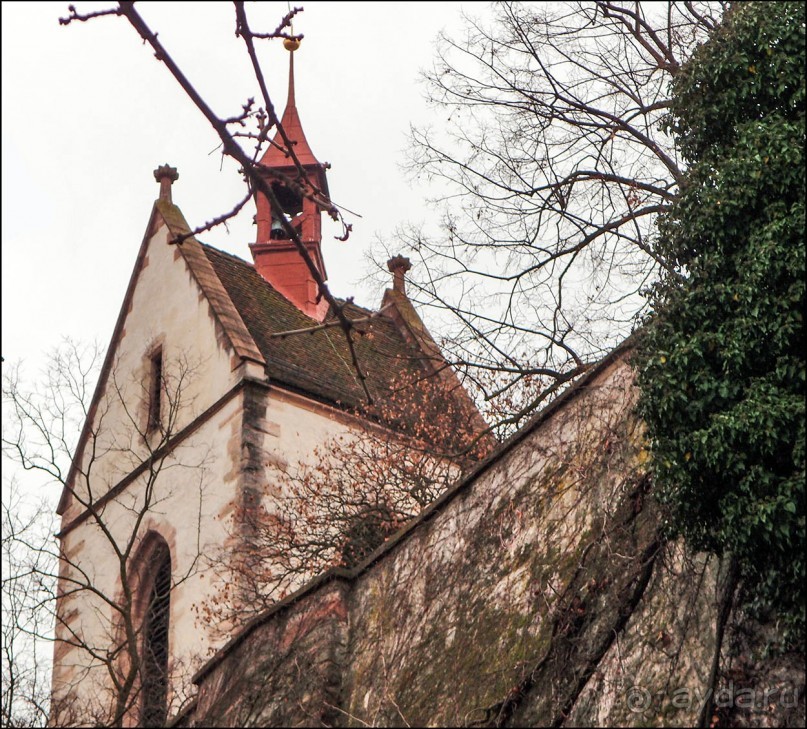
[168,191,253,245]
[269,304,394,339]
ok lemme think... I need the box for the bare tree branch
[386,0,724,430]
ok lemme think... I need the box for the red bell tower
[250,38,331,321]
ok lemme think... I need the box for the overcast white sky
[2,1,493,372]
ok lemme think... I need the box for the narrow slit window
[147,348,163,432]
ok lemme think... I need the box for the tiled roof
[202,243,432,409]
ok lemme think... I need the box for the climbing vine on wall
[637,1,805,640]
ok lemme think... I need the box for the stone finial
[153,164,179,202]
[387,255,412,295]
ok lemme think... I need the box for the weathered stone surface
[564,544,729,728]
[192,578,349,728]
[713,608,805,728]
[343,356,650,728]
[187,351,805,727]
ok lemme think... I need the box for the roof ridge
[334,298,375,317]
[200,242,383,319]
[199,241,255,267]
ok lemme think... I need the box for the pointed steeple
[250,38,331,322]
[259,48,326,180]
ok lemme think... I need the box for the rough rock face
[190,580,349,727]
[181,350,805,728]
[712,611,805,729]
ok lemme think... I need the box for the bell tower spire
[250,37,331,322]
[286,37,297,107]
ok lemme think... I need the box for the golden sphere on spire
[283,37,301,52]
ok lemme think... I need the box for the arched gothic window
[139,540,171,728]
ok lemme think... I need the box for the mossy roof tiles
[201,243,430,408]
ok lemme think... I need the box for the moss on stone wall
[188,355,805,728]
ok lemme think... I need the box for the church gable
[155,200,264,369]
[57,175,261,522]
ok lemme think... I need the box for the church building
[50,40,483,727]
[47,29,802,729]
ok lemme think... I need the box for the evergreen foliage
[637,1,805,638]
